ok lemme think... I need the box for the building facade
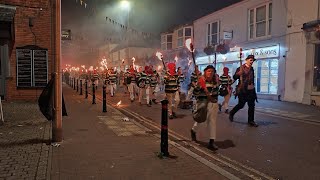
[0,0,55,101]
[193,0,287,101]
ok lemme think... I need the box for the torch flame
[156,52,163,61]
[185,38,194,52]
[122,59,125,64]
[116,100,122,106]
[157,65,161,71]
[174,56,178,62]
[132,57,135,62]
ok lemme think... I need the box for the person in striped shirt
[128,65,138,102]
[91,70,99,90]
[175,67,185,110]
[191,65,220,150]
[149,65,159,104]
[164,63,179,119]
[186,65,202,101]
[218,67,233,114]
[107,68,118,97]
[137,66,151,106]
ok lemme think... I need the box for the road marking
[118,106,275,180]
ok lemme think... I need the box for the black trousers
[230,90,255,122]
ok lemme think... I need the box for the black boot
[208,139,218,150]
[218,104,222,112]
[191,129,197,142]
[229,113,234,122]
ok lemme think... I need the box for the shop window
[313,44,320,91]
[254,59,278,94]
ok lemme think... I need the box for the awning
[0,4,16,22]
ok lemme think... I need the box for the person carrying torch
[186,39,220,150]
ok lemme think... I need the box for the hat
[245,55,256,61]
[204,65,215,72]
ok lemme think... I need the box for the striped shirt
[107,72,117,84]
[190,71,202,87]
[164,72,179,93]
[219,75,232,86]
[150,70,159,88]
[193,78,219,101]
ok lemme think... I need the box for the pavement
[0,80,319,180]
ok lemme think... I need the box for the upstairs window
[207,21,219,46]
[177,29,184,47]
[161,34,173,50]
[249,2,272,39]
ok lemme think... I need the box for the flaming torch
[174,55,178,63]
[132,57,136,70]
[156,52,166,71]
[116,100,122,107]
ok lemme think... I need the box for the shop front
[196,44,280,99]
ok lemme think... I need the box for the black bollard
[80,79,83,95]
[92,82,96,104]
[73,78,76,90]
[76,79,79,92]
[160,99,169,157]
[85,80,88,99]
[102,84,107,112]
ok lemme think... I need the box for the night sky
[62,0,241,39]
[61,0,241,65]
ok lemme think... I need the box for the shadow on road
[197,139,236,150]
[232,121,278,126]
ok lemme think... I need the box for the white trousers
[128,83,139,100]
[186,86,194,100]
[221,90,231,110]
[109,83,117,96]
[192,102,218,140]
[139,86,150,104]
[174,90,180,110]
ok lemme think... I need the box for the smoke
[60,0,241,66]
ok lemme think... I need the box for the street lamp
[120,0,130,10]
[120,0,131,66]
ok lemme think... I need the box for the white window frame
[161,34,173,50]
[177,28,184,47]
[166,34,173,50]
[248,2,272,40]
[207,21,220,46]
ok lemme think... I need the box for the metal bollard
[102,84,107,112]
[92,82,96,104]
[85,80,88,99]
[160,99,169,157]
[76,79,79,92]
[73,78,76,90]
[80,79,83,95]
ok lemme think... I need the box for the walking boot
[190,129,197,142]
[248,121,259,127]
[225,109,229,114]
[172,112,177,118]
[169,114,174,119]
[218,104,222,112]
[207,139,218,151]
[229,113,234,122]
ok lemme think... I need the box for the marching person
[91,69,99,90]
[107,68,117,97]
[229,55,259,127]
[164,63,179,119]
[186,65,202,101]
[149,65,159,104]
[218,67,233,114]
[137,66,151,106]
[128,65,139,102]
[175,67,185,109]
[190,65,220,150]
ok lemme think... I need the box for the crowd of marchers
[63,54,259,151]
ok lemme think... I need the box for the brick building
[0,0,56,101]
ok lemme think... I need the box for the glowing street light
[120,0,130,10]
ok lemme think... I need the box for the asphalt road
[77,83,320,180]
